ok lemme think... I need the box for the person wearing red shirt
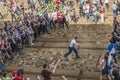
[41,64,56,80]
[57,11,62,21]
[55,0,60,5]
[55,0,60,9]
[9,1,14,9]
[56,11,63,28]
[12,70,18,80]
[13,73,24,80]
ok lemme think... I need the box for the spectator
[113,19,119,32]
[85,3,90,21]
[100,0,103,5]
[61,13,69,29]
[79,4,84,17]
[111,63,120,80]
[112,2,117,18]
[99,6,104,24]
[12,70,18,80]
[92,5,98,23]
[71,8,76,23]
[13,71,25,80]
[0,63,3,72]
[108,38,117,64]
[105,0,109,10]
[2,72,12,80]
[100,54,112,80]
[68,0,73,7]
[41,64,56,80]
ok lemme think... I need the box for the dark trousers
[0,13,3,19]
[11,14,16,23]
[79,9,84,17]
[21,36,29,48]
[6,48,14,57]
[42,25,49,34]
[50,20,56,30]
[37,26,41,35]
[69,1,72,7]
[71,16,76,23]
[11,43,18,53]
[76,0,79,3]
[33,29,38,38]
[106,3,109,10]
[100,0,103,5]
[64,47,79,58]
[57,20,63,28]
[113,54,117,64]
[62,20,69,29]
[39,25,43,33]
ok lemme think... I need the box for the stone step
[3,66,100,79]
[32,41,108,49]
[23,48,106,54]
[25,74,77,80]
[36,37,111,42]
[35,39,109,43]
[40,35,111,42]
[7,49,104,72]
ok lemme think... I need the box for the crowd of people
[0,0,120,80]
[0,0,71,80]
[0,0,120,23]
[79,0,120,23]
[99,18,120,80]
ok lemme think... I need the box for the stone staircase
[3,24,117,80]
[0,0,120,24]
[1,0,120,80]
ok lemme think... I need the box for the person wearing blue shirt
[107,39,114,52]
[0,63,3,72]
[107,39,117,64]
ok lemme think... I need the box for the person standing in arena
[64,36,80,59]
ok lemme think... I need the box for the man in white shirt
[64,37,80,59]
[51,10,57,23]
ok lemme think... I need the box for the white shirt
[63,5,68,14]
[112,4,117,10]
[69,39,76,47]
[33,10,38,16]
[105,0,109,3]
[85,4,90,13]
[12,2,17,12]
[51,12,57,20]
[108,54,112,65]
[48,13,51,20]
[100,59,105,69]
[93,7,97,15]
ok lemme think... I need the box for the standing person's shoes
[47,32,51,34]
